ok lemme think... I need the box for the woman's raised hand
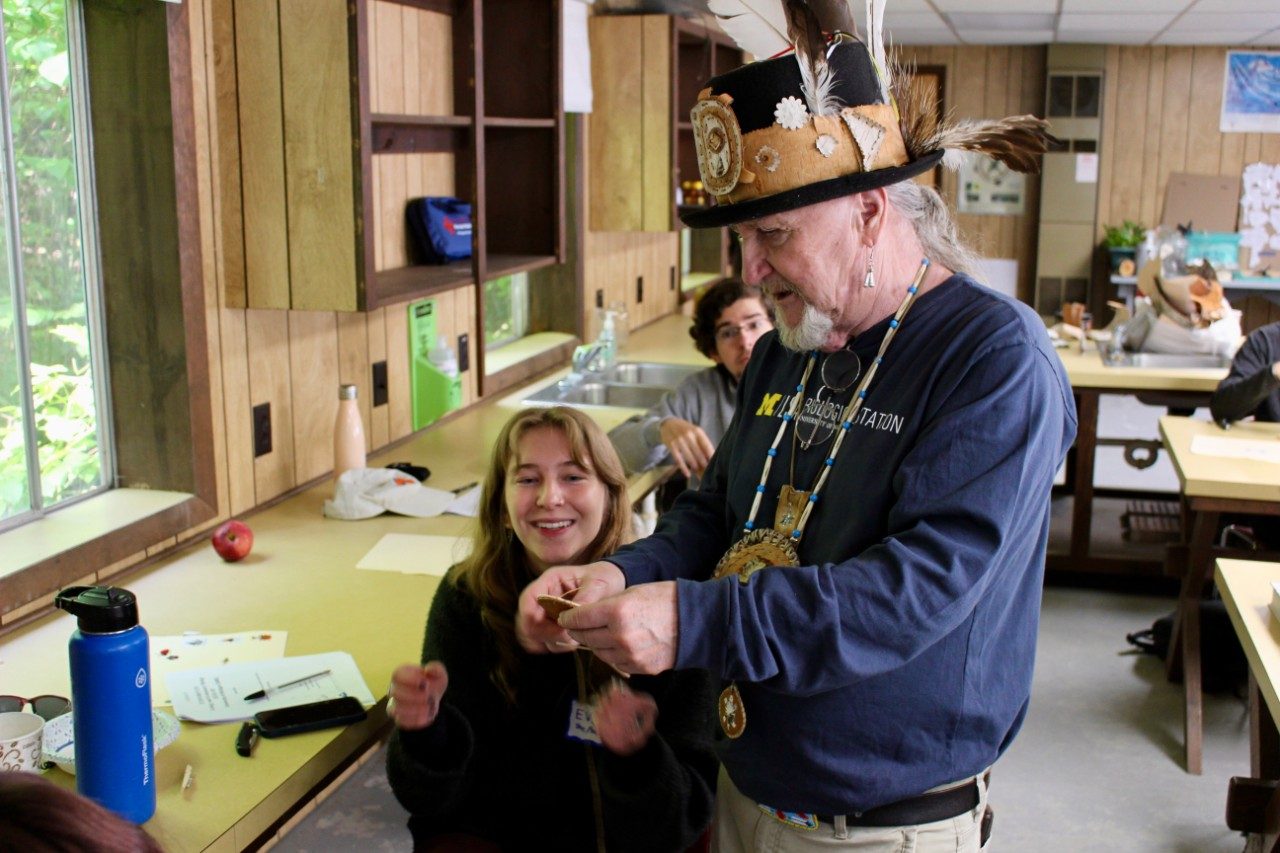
[388,661,449,731]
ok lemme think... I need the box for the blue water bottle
[55,585,155,824]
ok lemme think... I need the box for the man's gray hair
[885,180,981,277]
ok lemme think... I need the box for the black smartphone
[253,696,366,738]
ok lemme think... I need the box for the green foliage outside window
[484,275,514,346]
[0,0,103,520]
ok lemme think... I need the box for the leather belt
[817,778,980,828]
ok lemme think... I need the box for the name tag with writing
[566,700,601,745]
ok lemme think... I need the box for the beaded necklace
[711,257,930,739]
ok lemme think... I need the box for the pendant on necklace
[713,528,800,583]
[718,683,746,738]
[774,485,810,538]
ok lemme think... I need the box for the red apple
[211,519,253,562]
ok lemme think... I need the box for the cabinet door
[588,15,671,232]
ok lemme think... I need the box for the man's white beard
[775,300,834,352]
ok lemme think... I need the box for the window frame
[0,0,216,628]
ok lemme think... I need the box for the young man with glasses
[610,278,774,484]
[519,10,1075,852]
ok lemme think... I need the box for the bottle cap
[55,586,140,633]
[339,384,357,400]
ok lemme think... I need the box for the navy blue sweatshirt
[609,275,1077,814]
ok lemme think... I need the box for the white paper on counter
[149,630,287,705]
[165,651,375,723]
[1190,433,1280,464]
[356,533,472,575]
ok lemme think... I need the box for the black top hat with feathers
[682,0,1055,228]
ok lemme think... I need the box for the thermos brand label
[141,734,150,786]
[135,668,147,688]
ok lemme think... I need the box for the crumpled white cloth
[323,468,456,520]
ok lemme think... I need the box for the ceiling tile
[884,12,948,29]
[1251,29,1280,45]
[1062,0,1191,8]
[1058,13,1177,30]
[1056,29,1154,43]
[949,12,1056,29]
[933,0,1057,11]
[1191,0,1280,11]
[1167,12,1280,30]
[1156,30,1262,43]
[956,29,1056,44]
[890,28,961,45]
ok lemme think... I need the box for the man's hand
[388,661,448,731]
[593,681,658,756]
[516,561,626,653]
[658,417,716,478]
[560,581,678,675]
[1271,361,1280,382]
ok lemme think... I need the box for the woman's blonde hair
[454,406,634,703]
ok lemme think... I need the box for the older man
[518,16,1075,853]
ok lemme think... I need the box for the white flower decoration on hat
[774,96,809,131]
[816,135,838,157]
[754,145,781,172]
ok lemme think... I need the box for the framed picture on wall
[1221,50,1280,133]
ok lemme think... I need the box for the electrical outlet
[252,403,272,458]
[372,361,388,407]
[595,288,604,309]
[457,333,470,373]
[636,275,644,304]
[670,266,676,290]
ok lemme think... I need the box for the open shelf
[484,117,557,129]
[485,253,558,280]
[371,114,472,154]
[369,261,474,310]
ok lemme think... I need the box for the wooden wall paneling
[279,0,357,312]
[1243,132,1262,166]
[218,307,255,514]
[1094,47,1119,243]
[373,1,405,114]
[246,309,294,502]
[981,47,1009,258]
[1139,48,1167,230]
[1260,131,1280,166]
[1111,46,1151,224]
[234,0,290,308]
[288,311,340,481]
[951,48,988,256]
[418,8,453,115]
[210,0,246,310]
[366,308,390,448]
[1155,47,1194,220]
[378,154,409,269]
[1185,48,1225,179]
[1017,46,1045,303]
[453,284,477,406]
[386,301,413,442]
[401,3,420,115]
[193,0,233,520]
[372,159,384,270]
[336,311,372,451]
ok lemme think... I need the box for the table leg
[1171,509,1219,775]
[1070,390,1098,562]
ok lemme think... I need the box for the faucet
[572,342,608,375]
[1102,321,1128,365]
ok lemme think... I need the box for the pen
[243,668,331,702]
[452,481,478,494]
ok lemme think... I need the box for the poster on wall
[1239,162,1280,271]
[1221,50,1280,133]
[958,157,1025,215]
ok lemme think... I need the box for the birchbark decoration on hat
[684,0,1058,229]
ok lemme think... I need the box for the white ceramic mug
[0,711,44,773]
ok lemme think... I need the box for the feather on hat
[684,0,1056,228]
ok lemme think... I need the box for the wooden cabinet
[588,13,740,291]
[220,0,564,322]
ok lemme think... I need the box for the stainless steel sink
[602,361,702,387]
[1099,352,1232,370]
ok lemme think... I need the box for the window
[0,0,109,530]
[482,271,529,349]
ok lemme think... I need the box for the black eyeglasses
[0,694,70,721]
[795,349,862,449]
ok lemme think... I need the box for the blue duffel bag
[407,196,473,264]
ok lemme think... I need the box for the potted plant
[1103,220,1145,278]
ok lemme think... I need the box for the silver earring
[863,248,876,288]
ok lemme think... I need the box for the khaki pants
[711,768,988,853]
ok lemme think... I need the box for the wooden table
[1215,559,1280,849]
[0,315,706,851]
[1161,418,1280,774]
[1050,347,1226,577]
